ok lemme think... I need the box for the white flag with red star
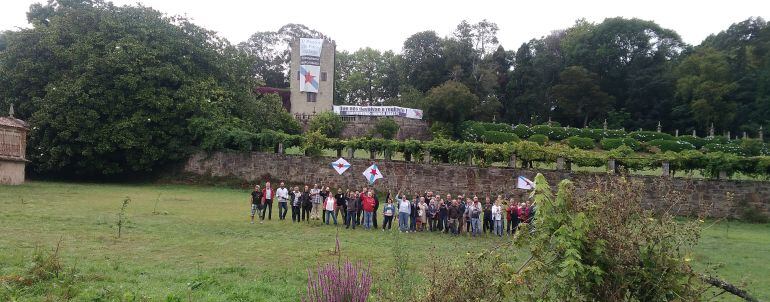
[331,158,351,175]
[362,164,383,184]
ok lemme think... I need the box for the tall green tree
[674,48,738,130]
[402,31,448,92]
[0,0,270,176]
[551,66,614,126]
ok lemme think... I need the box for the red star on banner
[304,71,315,84]
[338,163,345,168]
[370,169,378,176]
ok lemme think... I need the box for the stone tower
[289,38,335,116]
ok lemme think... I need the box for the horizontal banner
[333,105,423,120]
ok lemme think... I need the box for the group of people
[249,181,536,237]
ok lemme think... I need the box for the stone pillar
[466,153,473,166]
[692,129,696,137]
[423,150,431,164]
[718,170,728,179]
[709,123,715,137]
[337,148,343,158]
[347,147,355,159]
[603,119,607,130]
[369,149,376,160]
[508,154,517,168]
[726,131,731,140]
[675,129,679,137]
[662,161,670,177]
[657,121,662,133]
[556,157,567,170]
[385,149,392,161]
[608,159,616,173]
[277,142,284,154]
[743,131,747,139]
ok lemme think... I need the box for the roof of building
[0,116,30,130]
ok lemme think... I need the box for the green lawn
[0,182,768,301]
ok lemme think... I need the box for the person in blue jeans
[345,191,358,229]
[396,191,411,232]
[324,194,338,225]
[470,200,482,237]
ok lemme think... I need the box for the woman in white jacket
[491,199,504,237]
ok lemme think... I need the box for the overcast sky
[1,0,768,52]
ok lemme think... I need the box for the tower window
[306,92,317,102]
[321,72,327,81]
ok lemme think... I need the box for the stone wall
[0,160,25,185]
[183,151,770,218]
[297,115,432,141]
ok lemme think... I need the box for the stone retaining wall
[183,151,770,218]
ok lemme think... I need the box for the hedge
[628,131,675,142]
[646,139,696,153]
[566,136,596,150]
[483,131,520,143]
[600,137,641,151]
[529,134,549,146]
[512,124,532,138]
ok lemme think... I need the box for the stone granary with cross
[0,104,30,185]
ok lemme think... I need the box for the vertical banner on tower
[299,38,322,93]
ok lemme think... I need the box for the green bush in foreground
[600,137,641,151]
[483,131,520,144]
[646,139,696,153]
[529,134,549,146]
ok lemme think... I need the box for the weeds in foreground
[116,197,131,238]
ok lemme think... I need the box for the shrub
[703,136,729,145]
[702,152,741,178]
[460,121,486,142]
[512,124,532,138]
[627,131,674,142]
[565,136,595,150]
[703,143,742,154]
[508,175,704,301]
[600,137,641,151]
[303,131,328,157]
[308,112,345,138]
[303,260,372,302]
[529,134,549,146]
[371,118,400,139]
[483,131,520,144]
[601,129,627,139]
[677,135,707,149]
[739,138,766,156]
[530,125,569,140]
[480,122,514,133]
[646,139,695,153]
[430,121,454,139]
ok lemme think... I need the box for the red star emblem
[304,71,315,84]
[370,169,378,176]
[337,163,345,168]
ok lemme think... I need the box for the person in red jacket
[361,191,376,230]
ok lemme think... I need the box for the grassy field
[0,182,768,301]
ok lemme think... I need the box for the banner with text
[333,105,423,120]
[299,38,322,93]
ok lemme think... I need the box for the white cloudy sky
[1,0,768,52]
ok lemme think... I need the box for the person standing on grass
[320,187,330,223]
[310,184,322,220]
[506,198,518,235]
[382,192,395,231]
[418,197,428,232]
[250,185,262,224]
[438,199,448,233]
[301,185,312,223]
[323,192,338,225]
[346,191,359,229]
[291,186,302,222]
[409,194,418,232]
[470,198,482,236]
[482,197,493,234]
[448,199,461,235]
[260,182,275,221]
[492,198,503,237]
[361,191,376,230]
[396,191,410,232]
[335,188,346,224]
[276,182,289,220]
[427,198,437,232]
[371,188,379,229]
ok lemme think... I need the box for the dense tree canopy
[0,0,296,176]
